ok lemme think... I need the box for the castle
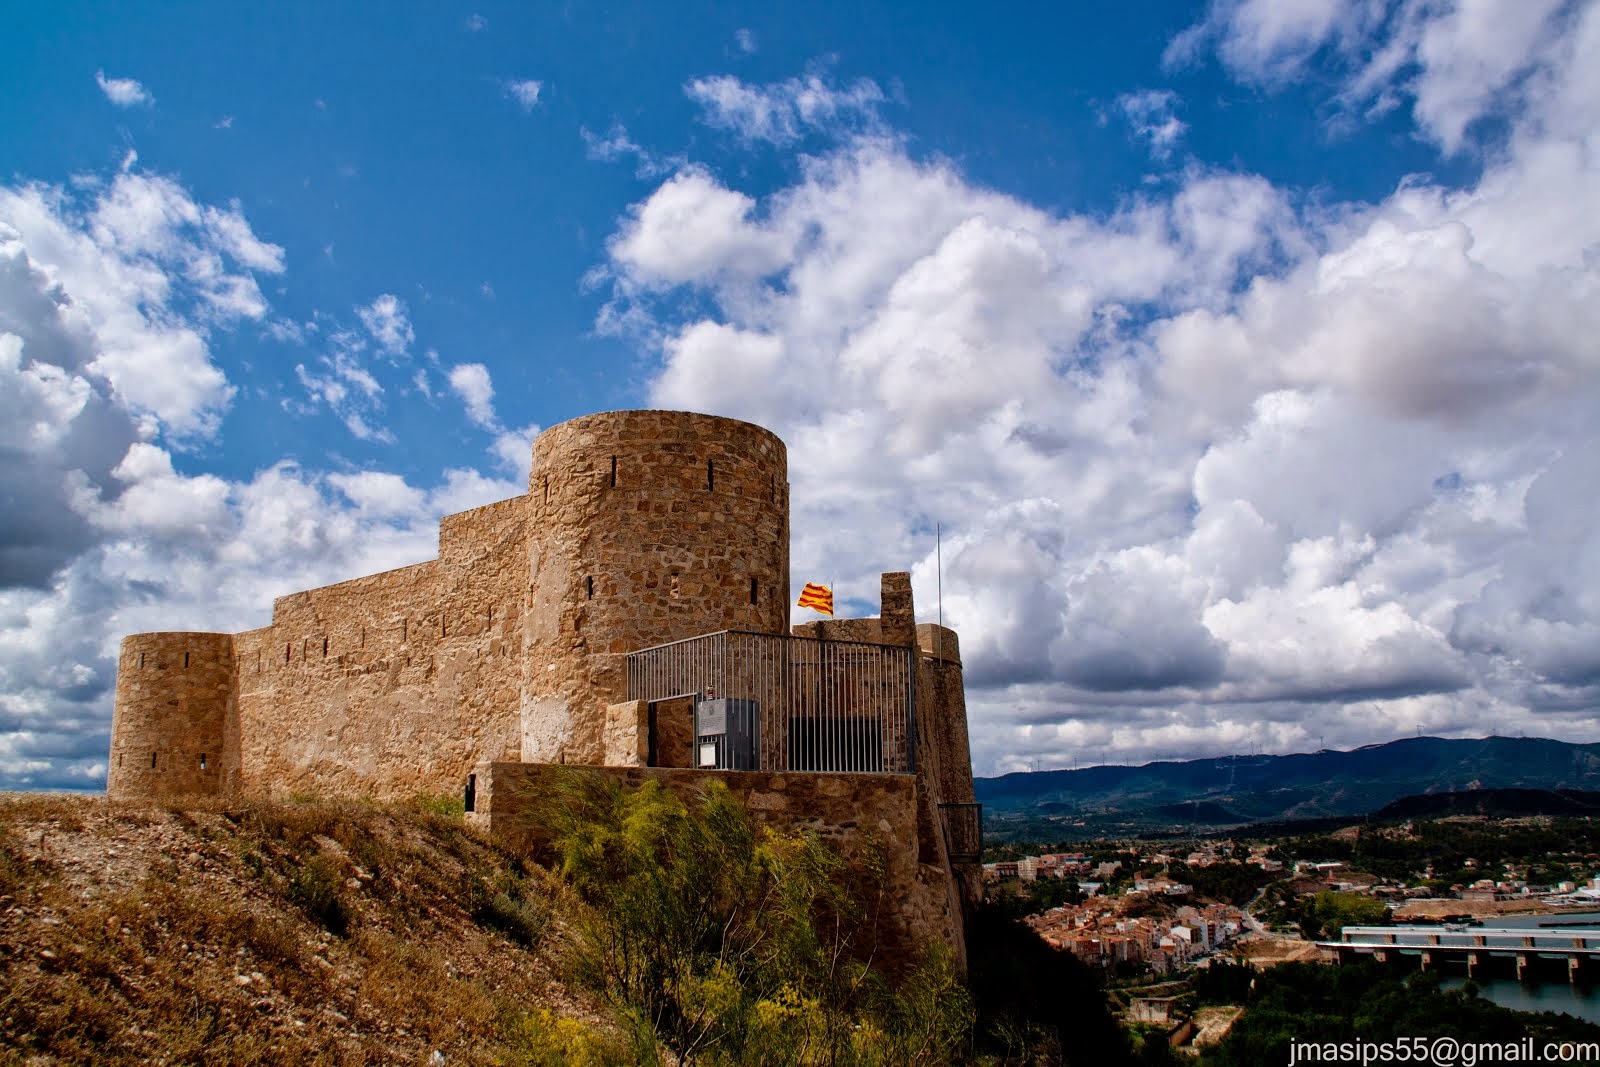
[107,410,981,965]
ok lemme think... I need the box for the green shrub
[533,772,975,1065]
[475,885,549,948]
[286,852,350,935]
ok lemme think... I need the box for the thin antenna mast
[936,523,944,664]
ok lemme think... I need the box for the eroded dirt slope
[0,794,603,1065]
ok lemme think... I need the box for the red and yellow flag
[796,582,834,616]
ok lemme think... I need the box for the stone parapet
[915,624,961,667]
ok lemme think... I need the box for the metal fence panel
[626,630,915,774]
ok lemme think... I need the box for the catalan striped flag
[797,582,834,616]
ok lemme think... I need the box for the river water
[1431,912,1600,1025]
[1437,977,1600,1025]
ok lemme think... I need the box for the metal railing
[625,630,916,774]
[940,803,983,864]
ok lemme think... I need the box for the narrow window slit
[200,753,207,771]
[285,643,291,663]
[464,773,477,813]
[707,459,715,491]
[586,576,594,600]
[750,578,759,605]
[183,651,189,668]
[151,751,157,770]
[610,455,617,487]
[139,653,145,669]
[322,637,329,657]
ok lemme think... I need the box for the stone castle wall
[111,410,793,802]
[226,492,530,800]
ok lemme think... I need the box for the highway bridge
[1323,925,1600,983]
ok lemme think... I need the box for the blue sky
[3,0,1598,787]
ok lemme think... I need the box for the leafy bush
[509,1007,634,1066]
[286,851,350,935]
[472,869,550,948]
[534,772,975,1065]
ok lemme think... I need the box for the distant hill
[1373,787,1600,820]
[975,735,1600,839]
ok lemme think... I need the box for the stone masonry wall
[108,632,236,799]
[466,761,966,974]
[230,495,528,800]
[519,411,789,765]
[111,410,797,801]
[915,625,972,806]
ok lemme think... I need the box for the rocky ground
[0,793,610,1065]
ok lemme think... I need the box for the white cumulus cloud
[685,72,887,146]
[1116,89,1188,159]
[357,293,413,358]
[597,29,1600,773]
[448,361,499,431]
[95,70,152,108]
[1170,0,1577,152]
[505,79,543,111]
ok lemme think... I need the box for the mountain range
[973,735,1600,839]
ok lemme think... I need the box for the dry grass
[0,793,604,1065]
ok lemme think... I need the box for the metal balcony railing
[625,630,916,774]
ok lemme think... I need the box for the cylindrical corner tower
[916,623,975,804]
[519,410,790,762]
[107,632,236,799]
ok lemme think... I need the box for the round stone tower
[107,632,236,799]
[519,410,790,763]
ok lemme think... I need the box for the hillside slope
[0,794,603,1065]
